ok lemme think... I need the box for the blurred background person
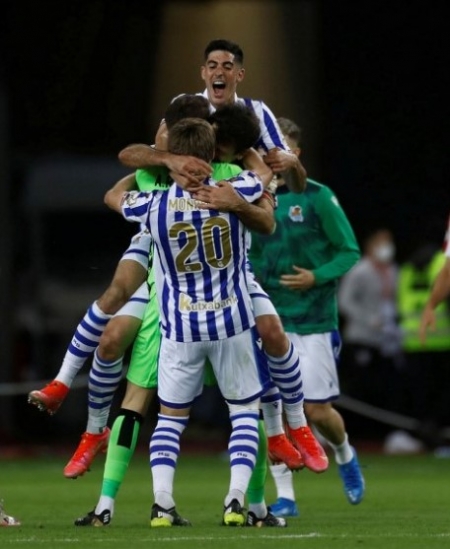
[338,229,404,412]
[398,235,450,449]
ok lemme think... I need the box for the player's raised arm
[104,173,137,213]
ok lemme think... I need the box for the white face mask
[373,243,395,263]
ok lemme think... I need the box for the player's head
[277,117,302,157]
[165,94,211,130]
[168,117,215,163]
[209,103,260,162]
[201,39,245,109]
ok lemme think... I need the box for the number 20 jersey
[122,171,263,342]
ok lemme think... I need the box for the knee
[257,316,288,356]
[98,322,126,360]
[305,403,330,426]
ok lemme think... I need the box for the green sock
[247,419,268,505]
[100,409,142,498]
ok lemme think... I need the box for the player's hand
[166,154,212,183]
[192,181,245,212]
[419,305,436,344]
[264,147,297,174]
[169,171,207,193]
[280,266,315,290]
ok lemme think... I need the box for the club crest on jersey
[289,205,304,222]
[124,192,138,206]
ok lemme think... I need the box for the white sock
[283,402,307,429]
[260,386,283,436]
[248,502,268,518]
[95,495,114,516]
[328,433,354,465]
[224,489,245,508]
[270,463,295,501]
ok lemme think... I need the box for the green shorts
[127,275,160,389]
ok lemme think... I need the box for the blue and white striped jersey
[169,91,289,154]
[121,171,263,342]
[198,90,289,153]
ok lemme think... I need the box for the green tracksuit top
[249,179,360,334]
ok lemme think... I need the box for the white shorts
[247,272,278,318]
[287,331,342,402]
[114,282,149,320]
[157,330,263,408]
[120,229,152,271]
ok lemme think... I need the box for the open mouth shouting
[211,80,227,100]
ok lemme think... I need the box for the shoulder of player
[305,179,341,205]
[304,178,330,194]
[236,96,267,112]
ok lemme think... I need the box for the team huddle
[25,39,366,528]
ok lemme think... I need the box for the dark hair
[168,118,215,163]
[277,117,302,147]
[165,95,211,130]
[204,39,244,65]
[210,104,260,155]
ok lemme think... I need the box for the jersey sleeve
[227,170,263,203]
[244,99,289,152]
[311,186,361,285]
[121,191,155,226]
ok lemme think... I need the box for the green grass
[0,451,449,548]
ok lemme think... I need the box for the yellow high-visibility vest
[398,251,450,352]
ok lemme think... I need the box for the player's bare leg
[306,402,364,503]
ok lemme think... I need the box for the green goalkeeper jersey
[135,162,242,192]
[249,179,360,335]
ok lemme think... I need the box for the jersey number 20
[170,218,232,273]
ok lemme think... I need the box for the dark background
[1,0,449,444]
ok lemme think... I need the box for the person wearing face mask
[338,229,404,411]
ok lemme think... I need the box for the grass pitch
[0,449,449,548]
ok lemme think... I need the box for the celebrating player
[119,39,327,474]
[107,117,266,526]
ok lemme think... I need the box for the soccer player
[419,214,450,344]
[108,117,266,526]
[0,499,20,527]
[248,117,365,516]
[74,99,276,527]
[119,39,326,474]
